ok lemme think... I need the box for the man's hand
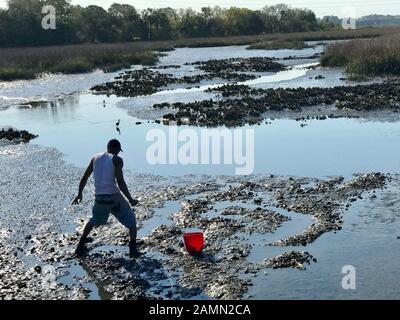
[129,198,139,207]
[72,194,83,205]
[73,159,93,206]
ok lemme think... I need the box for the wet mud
[89,57,291,98]
[278,53,321,61]
[0,127,38,143]
[186,57,286,73]
[90,68,257,98]
[154,79,400,126]
[0,144,390,300]
[263,251,315,270]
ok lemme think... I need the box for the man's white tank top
[93,153,120,195]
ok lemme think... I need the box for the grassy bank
[321,34,400,77]
[1,26,400,81]
[247,39,312,50]
[172,25,400,48]
[0,42,171,81]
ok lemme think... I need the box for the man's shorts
[91,193,136,229]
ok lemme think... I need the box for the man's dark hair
[107,139,123,152]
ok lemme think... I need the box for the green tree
[81,5,115,43]
[0,9,10,46]
[178,8,205,37]
[0,3,327,47]
[38,0,79,45]
[223,7,263,36]
[108,4,143,41]
[6,0,43,46]
[143,8,178,40]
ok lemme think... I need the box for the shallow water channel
[1,91,400,178]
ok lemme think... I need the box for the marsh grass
[173,26,400,48]
[247,39,313,50]
[1,26,400,80]
[321,34,400,76]
[0,42,168,80]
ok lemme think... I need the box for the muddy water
[1,45,400,299]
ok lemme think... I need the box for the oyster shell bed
[90,66,260,98]
[156,80,400,127]
[186,57,286,73]
[0,143,390,300]
[0,127,38,144]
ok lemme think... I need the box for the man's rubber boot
[75,242,88,257]
[129,241,142,259]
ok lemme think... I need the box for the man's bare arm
[113,157,139,206]
[72,158,94,205]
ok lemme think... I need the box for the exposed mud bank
[271,173,386,246]
[0,127,37,143]
[263,251,315,270]
[186,57,286,73]
[90,68,257,98]
[150,64,181,70]
[278,53,321,61]
[153,79,400,126]
[89,57,290,98]
[0,144,390,299]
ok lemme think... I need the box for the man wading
[72,139,140,258]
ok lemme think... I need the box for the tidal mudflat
[1,44,400,300]
[0,142,396,299]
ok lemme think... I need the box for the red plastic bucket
[183,232,204,255]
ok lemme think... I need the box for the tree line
[0,0,337,47]
[357,14,400,26]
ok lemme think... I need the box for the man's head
[107,139,123,155]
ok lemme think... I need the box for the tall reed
[1,26,399,80]
[321,34,400,76]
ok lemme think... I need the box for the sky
[0,0,400,18]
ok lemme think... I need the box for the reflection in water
[2,92,400,177]
[153,63,318,96]
[17,94,83,124]
[116,119,121,135]
[75,259,114,300]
